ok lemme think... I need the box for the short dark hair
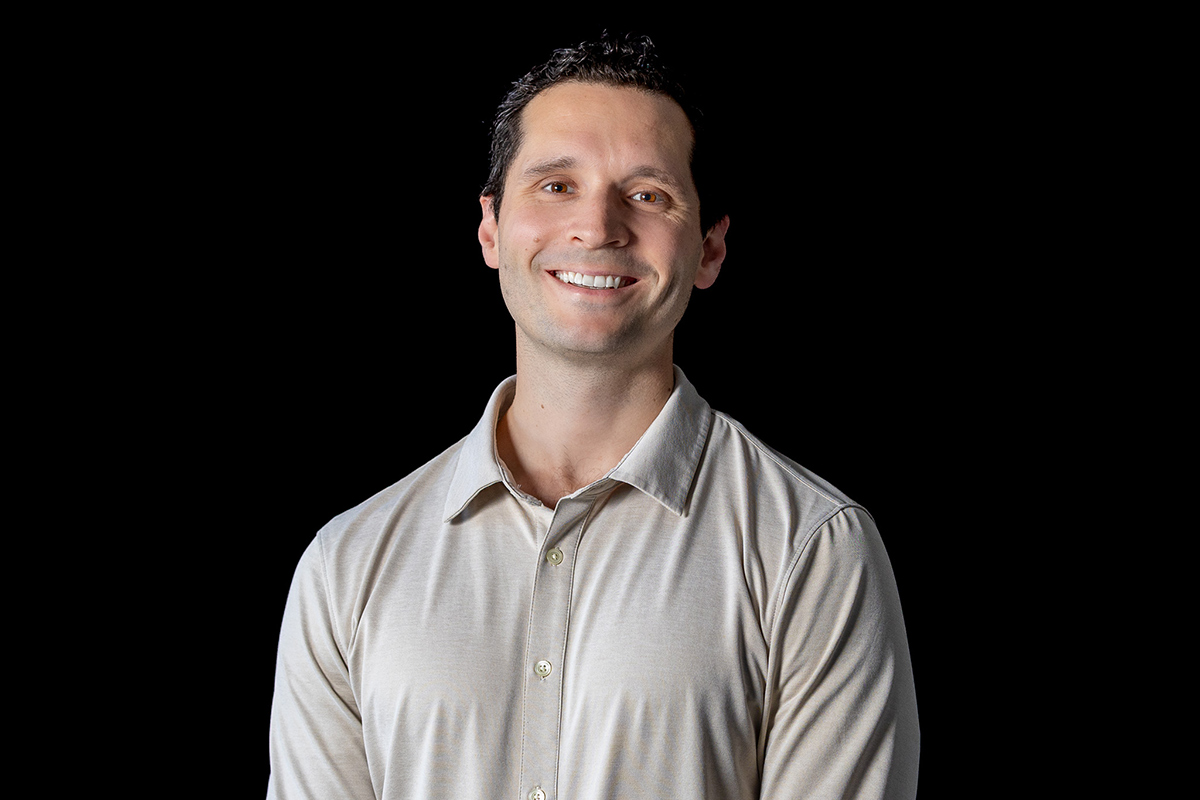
[482,32,725,235]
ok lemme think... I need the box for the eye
[632,191,663,204]
[543,181,572,194]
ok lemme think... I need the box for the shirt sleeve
[267,535,376,800]
[758,506,920,799]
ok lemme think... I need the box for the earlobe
[478,195,500,269]
[694,215,729,290]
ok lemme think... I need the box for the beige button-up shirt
[267,368,919,799]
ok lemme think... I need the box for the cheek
[501,214,551,258]
[657,232,706,282]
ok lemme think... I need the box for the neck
[496,335,676,508]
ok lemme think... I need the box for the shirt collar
[442,376,517,522]
[607,366,711,516]
[443,366,712,521]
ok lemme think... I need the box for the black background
[144,13,1052,796]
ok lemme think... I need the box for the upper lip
[549,268,633,278]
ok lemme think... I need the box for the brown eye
[634,191,661,203]
[545,182,569,194]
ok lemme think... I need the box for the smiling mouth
[552,271,635,290]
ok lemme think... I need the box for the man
[268,33,918,799]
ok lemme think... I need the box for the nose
[570,188,630,249]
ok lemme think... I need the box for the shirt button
[546,547,564,565]
[529,787,547,800]
[534,659,553,678]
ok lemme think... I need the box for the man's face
[478,81,727,368]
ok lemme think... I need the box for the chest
[349,485,770,772]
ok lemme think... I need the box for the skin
[478,81,729,507]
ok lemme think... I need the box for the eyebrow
[627,165,687,194]
[518,157,579,184]
[518,158,688,194]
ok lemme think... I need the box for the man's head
[481,33,725,236]
[477,33,730,370]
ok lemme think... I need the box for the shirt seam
[757,503,859,776]
[315,532,345,652]
[767,504,856,641]
[517,546,537,798]
[712,411,839,507]
[553,500,593,797]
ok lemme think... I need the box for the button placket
[518,496,594,800]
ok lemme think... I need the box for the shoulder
[280,435,475,651]
[310,435,469,567]
[700,410,903,638]
[694,408,885,578]
[701,410,863,525]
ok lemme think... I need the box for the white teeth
[554,271,627,289]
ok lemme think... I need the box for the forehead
[511,82,695,186]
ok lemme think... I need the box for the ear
[478,195,500,269]
[693,215,729,290]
